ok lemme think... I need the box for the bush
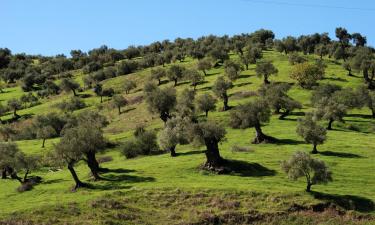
[56,97,86,112]
[116,60,139,76]
[231,145,254,153]
[122,140,141,159]
[121,128,160,158]
[288,53,307,65]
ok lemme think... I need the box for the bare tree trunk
[23,169,30,182]
[169,145,177,157]
[252,123,274,144]
[311,144,318,154]
[223,93,229,111]
[264,75,270,84]
[327,118,334,130]
[42,138,46,148]
[204,139,223,169]
[67,162,87,190]
[86,152,101,181]
[363,69,369,82]
[306,182,312,192]
[1,168,7,179]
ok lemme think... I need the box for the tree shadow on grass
[323,77,348,82]
[101,174,155,183]
[77,93,92,98]
[310,191,375,213]
[122,107,136,114]
[346,113,373,120]
[222,159,276,177]
[176,150,204,156]
[234,82,252,88]
[43,179,65,185]
[238,74,253,79]
[176,81,190,86]
[198,86,212,91]
[88,183,133,191]
[104,168,136,173]
[319,151,363,158]
[274,139,305,145]
[159,79,169,85]
[205,72,220,77]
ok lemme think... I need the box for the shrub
[231,145,254,153]
[56,97,86,112]
[122,140,141,159]
[288,53,307,65]
[121,128,160,158]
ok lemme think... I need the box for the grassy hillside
[1,50,375,224]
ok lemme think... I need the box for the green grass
[0,51,374,224]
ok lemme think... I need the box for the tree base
[252,134,277,144]
[71,182,89,192]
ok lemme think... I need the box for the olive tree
[145,86,176,123]
[112,94,128,115]
[315,99,347,130]
[167,65,185,86]
[224,60,243,81]
[176,88,196,119]
[60,78,80,96]
[124,79,137,94]
[311,84,348,130]
[196,93,217,117]
[212,76,232,111]
[188,121,226,169]
[55,123,107,186]
[196,58,212,75]
[150,68,166,85]
[158,116,190,157]
[281,151,332,192]
[0,142,39,185]
[184,69,204,90]
[36,126,56,148]
[296,114,326,154]
[255,60,278,84]
[355,86,375,118]
[259,83,302,119]
[240,46,262,70]
[290,62,325,88]
[230,99,274,144]
[0,124,15,141]
[7,98,22,118]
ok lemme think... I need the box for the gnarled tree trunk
[1,168,7,179]
[222,93,229,111]
[86,151,101,180]
[311,144,318,154]
[67,162,87,190]
[327,118,334,130]
[252,123,274,144]
[203,138,223,169]
[263,75,270,85]
[169,145,177,157]
[306,181,312,192]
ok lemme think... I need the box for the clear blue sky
[1,0,374,56]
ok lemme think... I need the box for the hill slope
[0,50,375,225]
